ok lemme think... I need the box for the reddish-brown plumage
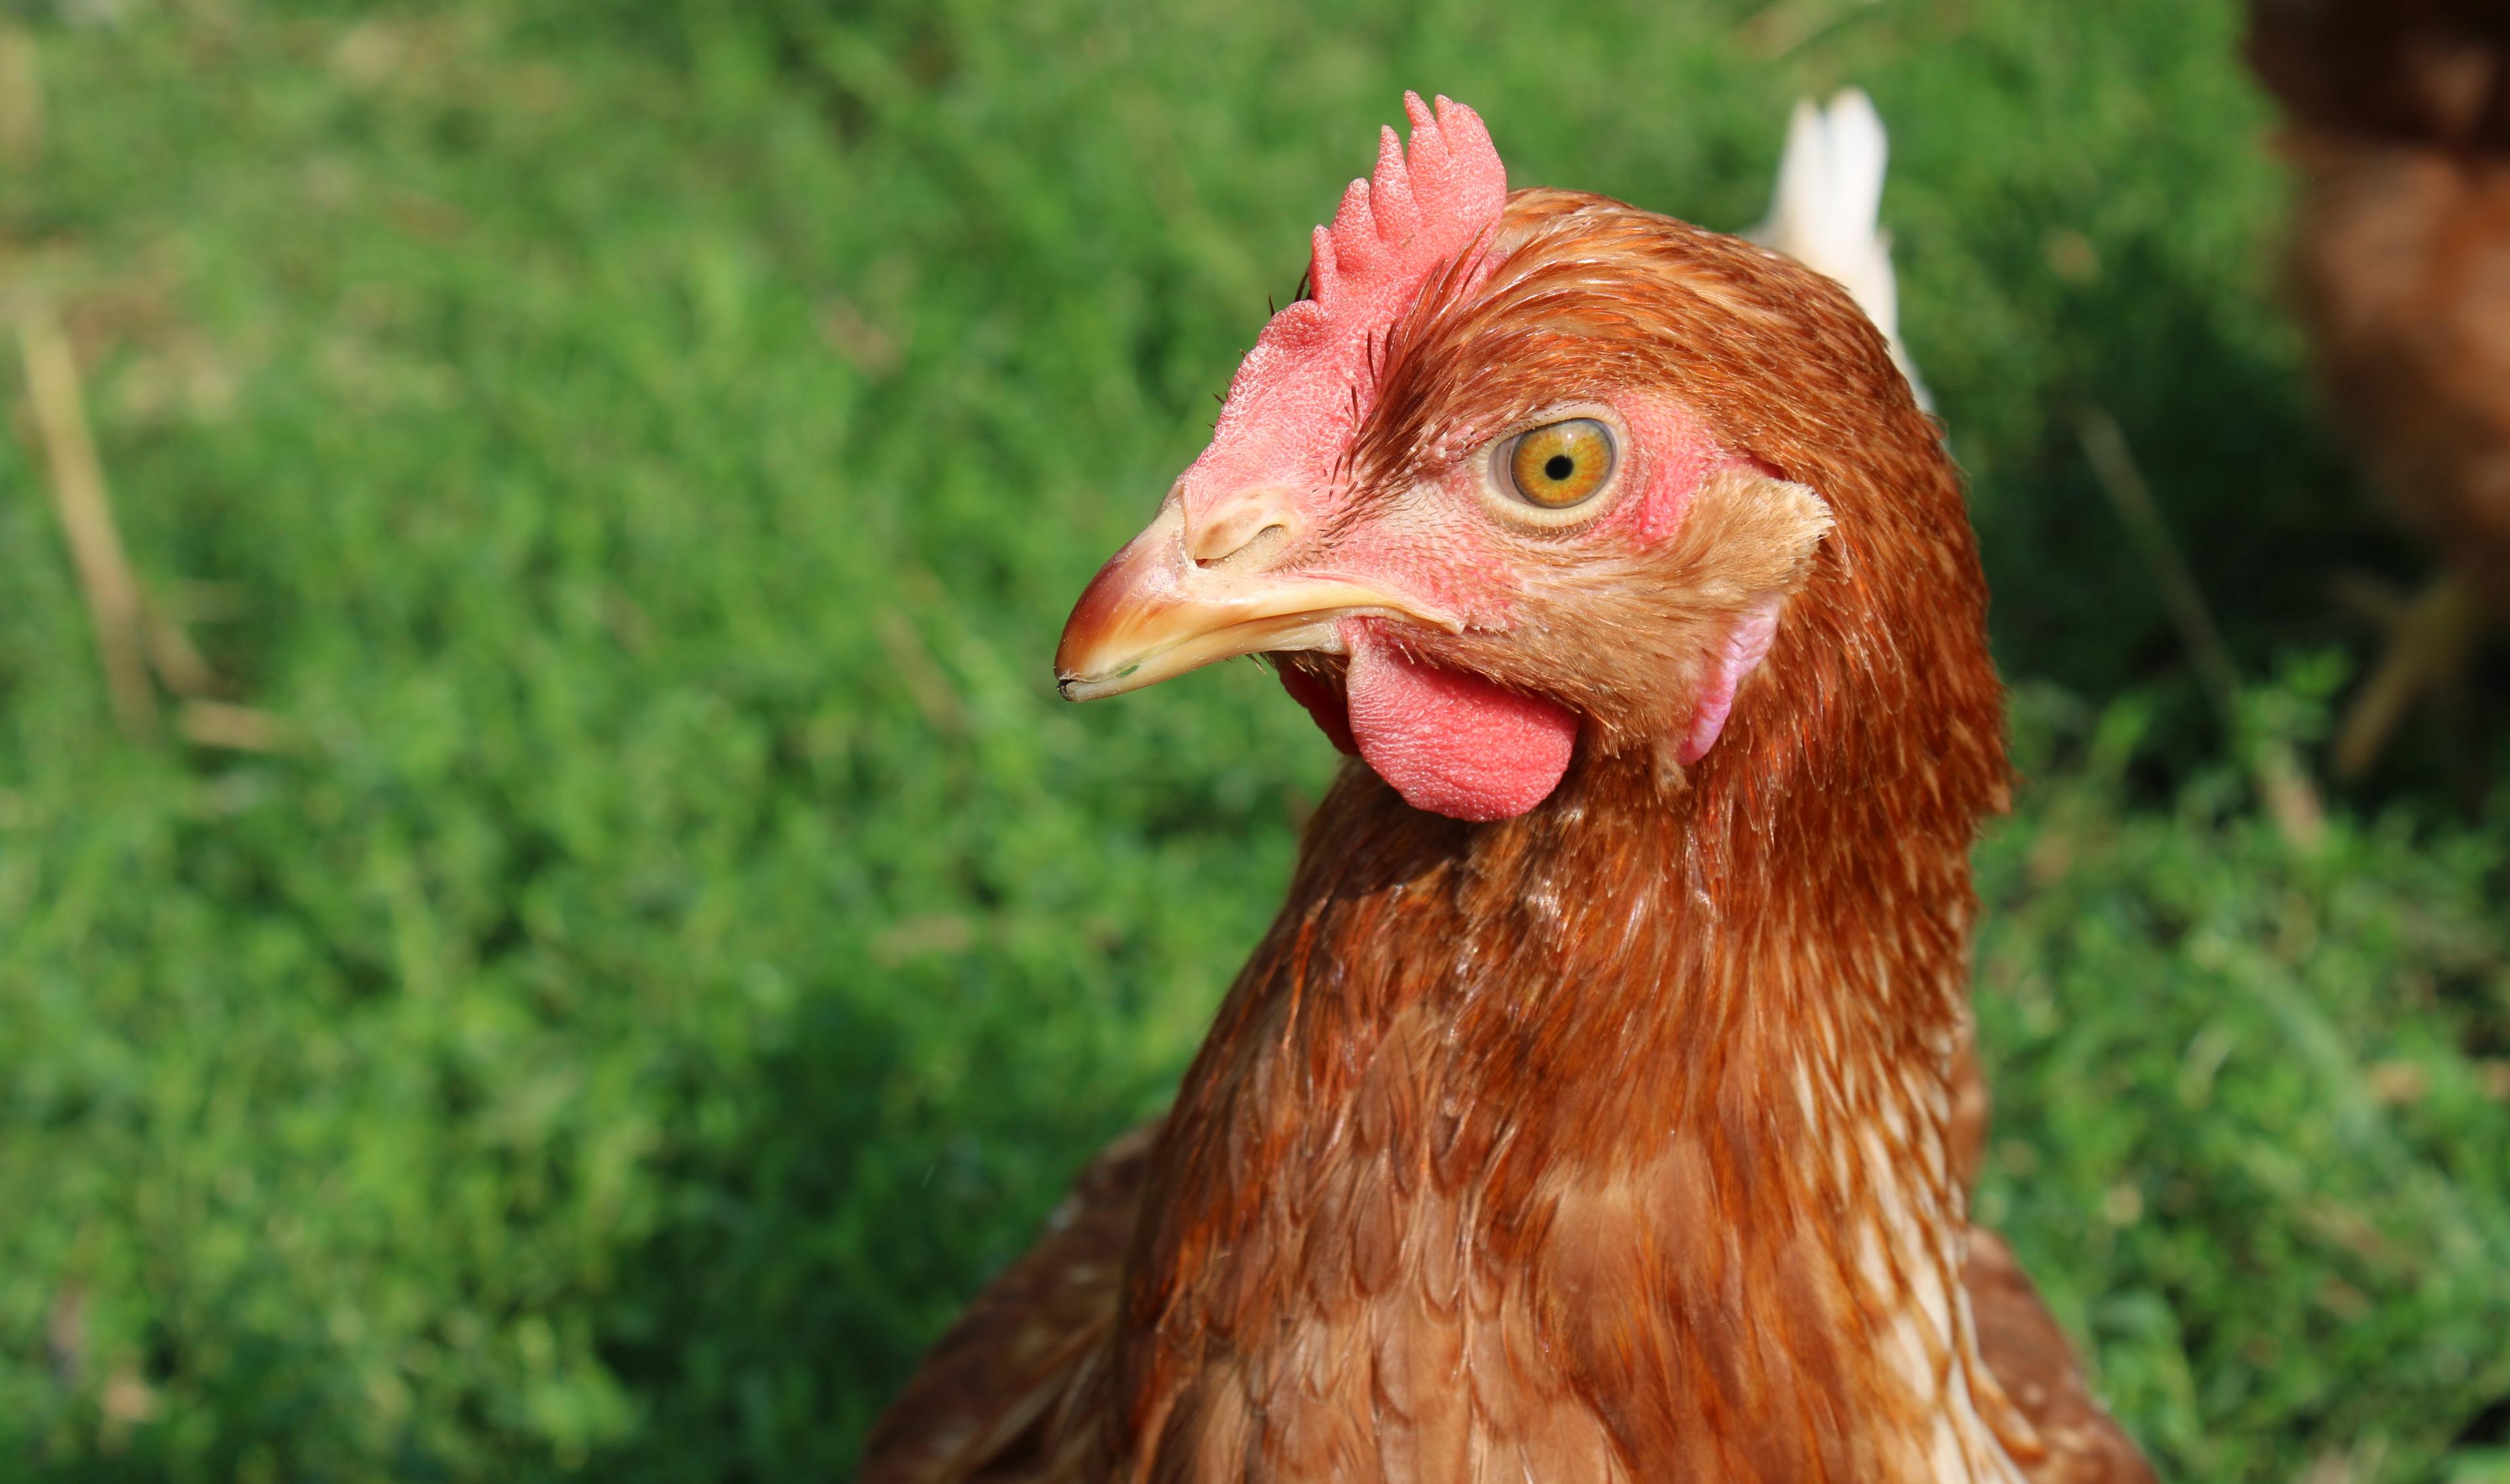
[2250,0,2510,603]
[2247,1,2510,770]
[864,111,2149,1483]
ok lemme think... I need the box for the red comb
[1179,95,1508,511]
[1308,92,1509,324]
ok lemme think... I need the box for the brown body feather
[863,191,2150,1482]
[862,1103,2149,1484]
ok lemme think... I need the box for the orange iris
[1506,419,1615,509]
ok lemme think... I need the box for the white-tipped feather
[1748,88,1931,412]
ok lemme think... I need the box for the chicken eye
[1504,419,1615,510]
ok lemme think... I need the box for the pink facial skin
[1311,397,1741,635]
[1169,96,1509,590]
[1267,397,1781,821]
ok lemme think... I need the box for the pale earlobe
[1672,474,1832,765]
[1677,595,1786,766]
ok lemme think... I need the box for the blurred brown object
[2248,0,2510,775]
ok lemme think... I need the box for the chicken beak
[1054,497,1454,701]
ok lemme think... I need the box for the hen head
[1057,95,1965,823]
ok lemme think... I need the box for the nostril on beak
[1195,522,1290,570]
[1186,489,1303,570]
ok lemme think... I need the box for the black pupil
[1544,453,1575,482]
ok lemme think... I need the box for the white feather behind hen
[1749,89,1932,412]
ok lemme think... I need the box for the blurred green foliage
[0,0,2503,1479]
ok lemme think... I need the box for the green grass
[0,0,2504,1479]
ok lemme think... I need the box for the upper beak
[1054,496,1455,701]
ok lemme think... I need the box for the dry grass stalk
[144,589,225,699]
[18,306,289,750]
[177,699,291,753]
[10,35,281,749]
[20,308,158,739]
[1736,0,1884,58]
[2328,574,2478,779]
[878,607,967,735]
[2078,407,2327,851]
[0,25,39,171]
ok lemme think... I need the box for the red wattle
[1343,633,1578,821]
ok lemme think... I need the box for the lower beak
[1054,501,1453,701]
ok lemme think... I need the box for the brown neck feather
[1099,653,2007,1477]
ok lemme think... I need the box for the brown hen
[861,96,2151,1484]
[2249,0,2510,774]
